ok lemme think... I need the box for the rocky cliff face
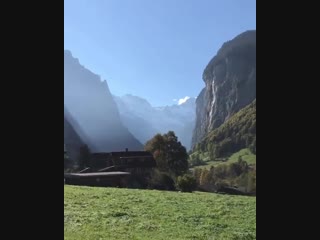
[64,50,143,152]
[192,30,256,148]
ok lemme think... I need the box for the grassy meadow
[64,185,256,240]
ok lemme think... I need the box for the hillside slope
[194,99,256,159]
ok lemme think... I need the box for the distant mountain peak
[178,97,196,106]
[113,94,196,150]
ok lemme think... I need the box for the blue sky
[64,0,256,107]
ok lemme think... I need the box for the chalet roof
[91,151,153,157]
[89,150,156,169]
[64,171,130,179]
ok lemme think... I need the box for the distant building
[64,149,156,188]
[90,150,156,172]
[64,171,131,187]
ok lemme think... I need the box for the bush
[148,170,176,191]
[235,169,256,194]
[214,179,230,190]
[176,174,197,192]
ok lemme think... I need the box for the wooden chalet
[64,149,156,188]
[89,149,156,172]
[64,171,130,187]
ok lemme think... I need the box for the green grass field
[191,148,256,170]
[64,185,256,240]
[228,149,256,165]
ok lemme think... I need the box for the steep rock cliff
[64,50,143,152]
[192,30,256,147]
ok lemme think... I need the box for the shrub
[176,174,197,192]
[148,170,176,191]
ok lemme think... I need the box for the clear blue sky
[64,0,256,107]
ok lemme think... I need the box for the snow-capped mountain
[113,94,196,150]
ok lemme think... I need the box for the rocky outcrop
[192,30,256,148]
[64,50,143,152]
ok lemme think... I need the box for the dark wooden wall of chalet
[65,175,129,188]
